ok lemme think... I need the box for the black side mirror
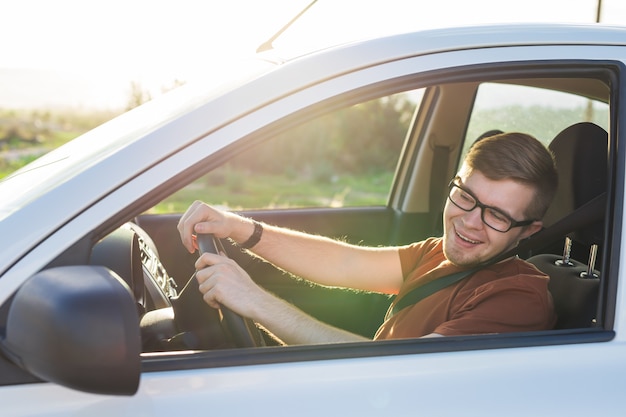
[0,266,140,395]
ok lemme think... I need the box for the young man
[177,132,558,344]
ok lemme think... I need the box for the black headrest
[545,122,607,244]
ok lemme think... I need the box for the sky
[1,0,624,110]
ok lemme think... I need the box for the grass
[1,124,393,214]
[151,170,394,214]
[0,154,41,178]
[1,108,395,213]
[0,109,119,180]
[0,154,391,213]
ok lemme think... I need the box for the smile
[456,230,482,245]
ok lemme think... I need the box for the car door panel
[3,337,624,416]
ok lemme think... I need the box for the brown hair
[463,132,557,220]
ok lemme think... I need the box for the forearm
[179,203,403,293]
[251,289,369,345]
[194,251,366,345]
[228,216,403,294]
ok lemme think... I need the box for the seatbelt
[386,192,607,319]
[386,267,478,319]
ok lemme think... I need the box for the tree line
[223,94,417,180]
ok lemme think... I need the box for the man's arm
[195,252,368,344]
[178,201,404,294]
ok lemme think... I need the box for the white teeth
[457,231,480,244]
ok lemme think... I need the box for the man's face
[442,167,543,266]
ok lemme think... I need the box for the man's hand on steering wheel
[177,200,239,254]
[177,202,266,347]
[194,250,264,320]
[194,233,266,348]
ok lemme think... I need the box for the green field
[151,170,394,214]
[0,115,394,214]
[0,108,117,178]
[0,96,408,213]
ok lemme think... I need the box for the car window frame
[140,62,621,373]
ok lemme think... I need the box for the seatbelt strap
[386,267,478,319]
[387,191,607,319]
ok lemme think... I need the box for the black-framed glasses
[448,179,535,233]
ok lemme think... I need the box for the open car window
[135,69,615,354]
[154,90,424,213]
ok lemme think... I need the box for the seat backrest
[530,122,607,329]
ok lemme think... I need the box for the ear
[520,220,543,240]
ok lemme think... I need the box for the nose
[463,206,484,229]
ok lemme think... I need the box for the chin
[443,242,490,267]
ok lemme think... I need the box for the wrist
[239,219,263,249]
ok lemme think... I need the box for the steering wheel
[195,234,265,348]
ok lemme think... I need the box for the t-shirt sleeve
[398,237,441,279]
[433,275,556,336]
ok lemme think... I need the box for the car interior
[2,70,612,357]
[129,73,611,350]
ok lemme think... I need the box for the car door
[1,35,626,416]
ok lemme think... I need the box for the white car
[0,23,623,416]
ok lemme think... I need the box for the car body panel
[1,24,626,415]
[3,339,625,416]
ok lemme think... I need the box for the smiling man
[178,132,558,344]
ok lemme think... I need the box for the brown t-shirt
[374,237,556,339]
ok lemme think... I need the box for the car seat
[527,122,608,329]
